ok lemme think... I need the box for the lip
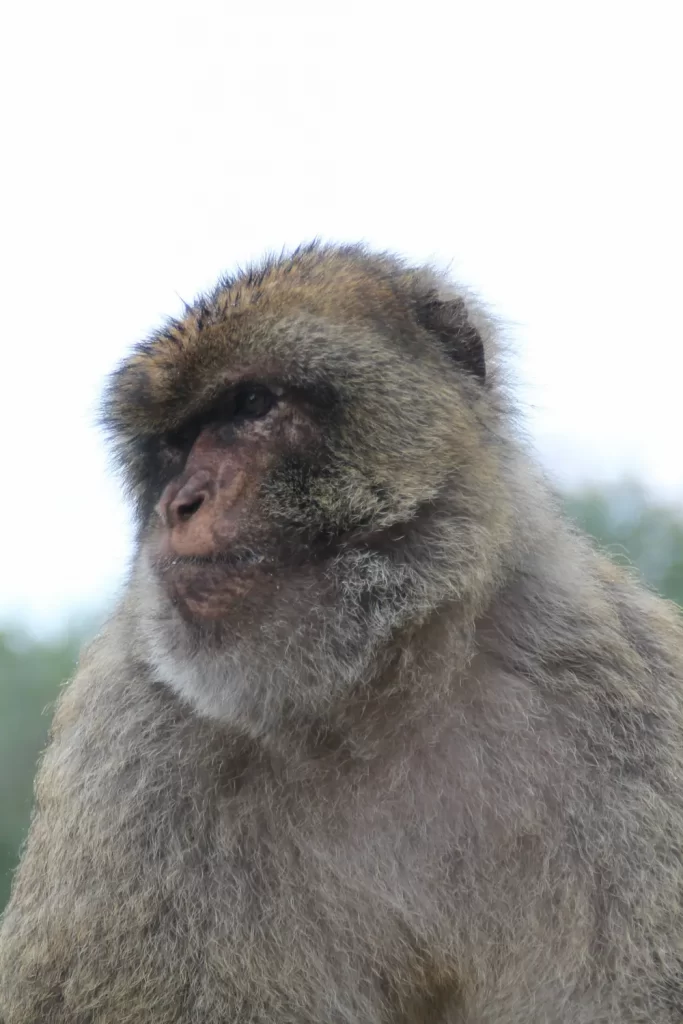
[155,550,271,572]
[154,550,271,622]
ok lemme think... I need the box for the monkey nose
[157,471,214,530]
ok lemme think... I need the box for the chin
[129,545,397,737]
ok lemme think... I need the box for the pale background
[1,0,681,633]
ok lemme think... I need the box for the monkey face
[147,380,335,621]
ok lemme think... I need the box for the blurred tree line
[1,480,683,911]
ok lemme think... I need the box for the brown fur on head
[105,243,498,521]
[103,243,514,736]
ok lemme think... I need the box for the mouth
[156,549,272,572]
[154,548,276,621]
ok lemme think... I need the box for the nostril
[176,494,204,522]
[158,470,214,530]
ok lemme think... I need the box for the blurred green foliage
[0,627,86,910]
[1,480,682,911]
[565,480,683,607]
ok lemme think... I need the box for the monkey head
[103,244,512,735]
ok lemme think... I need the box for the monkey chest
[183,809,440,1022]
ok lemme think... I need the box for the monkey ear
[415,292,486,381]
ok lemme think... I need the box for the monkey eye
[232,384,276,419]
[160,385,276,454]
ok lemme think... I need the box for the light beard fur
[128,521,481,742]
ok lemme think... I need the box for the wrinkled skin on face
[151,388,311,620]
[146,376,438,615]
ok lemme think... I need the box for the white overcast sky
[0,0,681,634]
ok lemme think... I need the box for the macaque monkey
[1,244,682,1022]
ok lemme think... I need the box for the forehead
[105,250,424,436]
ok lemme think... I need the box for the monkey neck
[254,605,478,762]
